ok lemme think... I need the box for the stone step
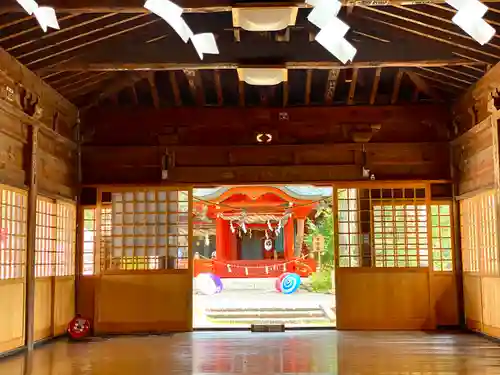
[206,307,320,313]
[205,316,334,325]
[205,310,326,320]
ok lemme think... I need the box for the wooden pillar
[284,218,294,259]
[294,218,305,257]
[25,125,38,351]
[74,115,83,314]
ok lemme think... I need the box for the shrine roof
[193,186,332,202]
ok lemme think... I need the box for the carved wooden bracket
[342,123,381,143]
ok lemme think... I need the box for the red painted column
[228,230,238,260]
[215,217,228,261]
[284,218,295,260]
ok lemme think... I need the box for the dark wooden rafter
[404,70,444,102]
[347,68,359,105]
[305,69,313,105]
[370,67,382,105]
[46,59,485,72]
[11,0,500,13]
[213,70,223,106]
[147,72,160,109]
[282,80,289,107]
[169,71,182,106]
[25,14,156,68]
[325,69,340,105]
[4,13,116,52]
[56,71,109,92]
[238,80,245,107]
[356,9,500,62]
[129,83,139,105]
[184,69,205,106]
[391,69,404,104]
[82,73,145,110]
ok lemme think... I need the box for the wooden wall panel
[95,273,192,334]
[77,276,98,325]
[83,143,450,184]
[82,105,451,184]
[34,278,53,341]
[463,274,483,330]
[83,105,450,146]
[336,269,432,330]
[432,273,459,326]
[481,277,500,337]
[452,117,495,196]
[0,280,24,353]
[37,133,77,200]
[53,277,75,336]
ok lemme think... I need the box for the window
[373,204,428,268]
[0,187,27,280]
[104,189,190,271]
[35,198,56,277]
[335,187,431,268]
[56,202,76,276]
[83,208,96,275]
[35,197,76,277]
[460,191,498,275]
[431,204,453,271]
[337,189,360,267]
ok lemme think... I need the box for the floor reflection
[0,331,499,374]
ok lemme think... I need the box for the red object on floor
[67,315,91,340]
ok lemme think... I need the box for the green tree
[304,198,334,267]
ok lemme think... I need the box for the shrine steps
[204,306,334,326]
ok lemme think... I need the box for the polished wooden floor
[1,331,500,374]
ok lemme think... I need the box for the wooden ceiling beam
[81,73,145,111]
[169,71,182,107]
[305,69,313,105]
[324,69,339,105]
[369,67,381,105]
[147,72,160,109]
[347,68,359,105]
[45,59,485,72]
[9,0,500,13]
[404,70,444,102]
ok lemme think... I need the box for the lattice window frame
[99,188,192,272]
[82,207,96,276]
[430,202,454,272]
[337,188,361,268]
[0,185,27,280]
[35,197,57,277]
[460,190,498,275]
[372,201,428,268]
[56,201,76,276]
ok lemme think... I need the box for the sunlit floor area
[193,277,336,328]
[2,331,500,375]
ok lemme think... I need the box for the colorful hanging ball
[196,272,223,295]
[275,272,290,292]
[280,273,301,294]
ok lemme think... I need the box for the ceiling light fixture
[144,0,219,60]
[446,0,495,45]
[232,6,298,31]
[305,0,357,64]
[16,0,59,32]
[237,68,287,86]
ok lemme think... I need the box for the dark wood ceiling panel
[0,4,495,108]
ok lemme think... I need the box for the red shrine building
[192,186,331,278]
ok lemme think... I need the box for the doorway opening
[192,185,336,329]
